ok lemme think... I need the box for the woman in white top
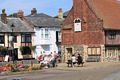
[71,55,76,67]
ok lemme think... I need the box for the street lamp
[10,23,15,64]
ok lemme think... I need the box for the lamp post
[10,24,15,64]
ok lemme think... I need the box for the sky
[0,0,73,17]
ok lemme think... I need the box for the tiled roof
[26,13,62,27]
[0,21,11,32]
[87,0,120,29]
[0,18,34,32]
[27,13,52,18]
[7,18,34,32]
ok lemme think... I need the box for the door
[14,48,18,60]
[66,48,73,61]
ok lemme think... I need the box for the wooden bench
[67,60,84,67]
[77,61,84,67]
[67,60,72,67]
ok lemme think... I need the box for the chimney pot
[58,8,63,19]
[31,8,37,16]
[17,10,24,20]
[1,9,7,24]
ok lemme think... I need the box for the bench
[77,61,84,67]
[67,60,84,67]
[67,60,72,67]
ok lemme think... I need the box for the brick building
[61,0,120,62]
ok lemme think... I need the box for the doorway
[66,48,73,60]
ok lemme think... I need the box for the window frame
[21,33,31,43]
[74,18,82,32]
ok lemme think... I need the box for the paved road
[1,62,120,80]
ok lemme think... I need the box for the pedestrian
[77,54,83,67]
[71,54,76,67]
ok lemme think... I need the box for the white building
[26,8,62,58]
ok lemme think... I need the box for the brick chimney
[31,8,37,16]
[17,10,24,20]
[1,9,7,24]
[73,0,82,18]
[58,8,63,19]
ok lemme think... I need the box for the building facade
[26,8,62,58]
[0,10,35,61]
[62,0,120,62]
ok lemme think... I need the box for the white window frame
[74,18,82,32]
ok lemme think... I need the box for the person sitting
[77,54,84,67]
[71,54,77,67]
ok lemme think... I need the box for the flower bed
[0,63,42,74]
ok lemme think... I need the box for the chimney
[31,8,37,16]
[58,8,63,19]
[1,9,7,24]
[73,0,82,18]
[17,10,24,20]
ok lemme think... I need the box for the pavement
[55,62,120,71]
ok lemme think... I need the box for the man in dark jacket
[77,54,83,67]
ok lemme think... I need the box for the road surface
[1,62,120,80]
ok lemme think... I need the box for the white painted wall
[35,27,60,58]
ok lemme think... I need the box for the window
[87,47,101,55]
[45,29,49,39]
[13,35,17,43]
[56,31,61,42]
[41,29,44,38]
[40,28,50,39]
[0,35,4,43]
[74,18,82,32]
[108,31,116,39]
[21,34,31,43]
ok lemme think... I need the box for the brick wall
[62,0,105,46]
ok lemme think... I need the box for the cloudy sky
[0,0,72,16]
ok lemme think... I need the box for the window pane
[26,34,31,42]
[13,35,17,43]
[41,29,44,38]
[21,35,25,42]
[88,48,92,55]
[0,35,4,43]
[58,32,61,42]
[45,29,49,39]
[108,31,116,39]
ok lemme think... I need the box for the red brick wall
[62,0,105,45]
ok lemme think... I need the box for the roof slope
[7,18,34,32]
[63,10,70,17]
[0,21,11,32]
[26,13,62,27]
[87,0,120,29]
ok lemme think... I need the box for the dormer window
[74,18,82,32]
